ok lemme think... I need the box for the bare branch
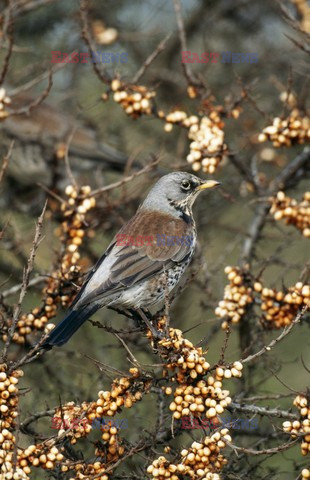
[132,33,171,84]
[228,438,298,456]
[0,140,14,184]
[11,70,53,116]
[1,201,47,361]
[91,156,161,197]
[241,305,308,364]
[172,0,203,88]
[229,401,299,421]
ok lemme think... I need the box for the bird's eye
[181,179,191,191]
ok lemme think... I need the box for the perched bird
[43,172,220,348]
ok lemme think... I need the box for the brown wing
[72,210,194,308]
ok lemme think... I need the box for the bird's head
[143,172,220,215]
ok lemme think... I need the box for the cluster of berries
[57,184,95,288]
[96,424,124,464]
[105,79,155,118]
[52,369,150,444]
[0,364,64,479]
[283,394,310,458]
[0,87,11,120]
[160,327,210,382]
[215,266,309,329]
[186,113,227,174]
[163,106,238,175]
[2,302,55,345]
[0,366,22,431]
[270,191,310,238]
[1,185,96,344]
[16,443,64,477]
[147,429,231,480]
[163,110,198,132]
[254,281,310,328]
[0,365,22,478]
[60,184,96,276]
[166,372,237,422]
[60,423,123,479]
[258,109,310,147]
[37,369,149,479]
[93,369,148,416]
[158,326,242,421]
[53,402,91,442]
[56,369,150,478]
[106,74,232,174]
[214,267,253,329]
[63,459,109,480]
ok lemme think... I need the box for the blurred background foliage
[0,0,309,479]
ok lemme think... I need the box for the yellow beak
[196,180,221,191]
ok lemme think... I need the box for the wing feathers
[73,211,194,308]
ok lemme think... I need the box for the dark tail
[42,305,99,348]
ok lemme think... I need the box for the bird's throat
[168,198,193,224]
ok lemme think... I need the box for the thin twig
[1,202,47,362]
[114,333,141,368]
[80,0,111,84]
[20,409,54,435]
[64,128,78,188]
[91,156,160,196]
[241,305,308,364]
[0,140,14,184]
[270,146,310,191]
[9,61,70,97]
[229,401,299,420]
[37,183,64,203]
[228,438,298,456]
[132,33,171,84]
[11,70,53,116]
[1,275,46,299]
[172,0,200,87]
[0,4,14,85]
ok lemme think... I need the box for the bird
[42,172,220,348]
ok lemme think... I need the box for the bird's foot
[134,308,165,340]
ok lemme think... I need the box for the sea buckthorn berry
[270,191,310,237]
[215,266,253,328]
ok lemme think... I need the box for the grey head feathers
[141,172,205,217]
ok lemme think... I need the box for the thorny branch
[1,202,47,361]
[241,305,308,365]
[172,0,205,89]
